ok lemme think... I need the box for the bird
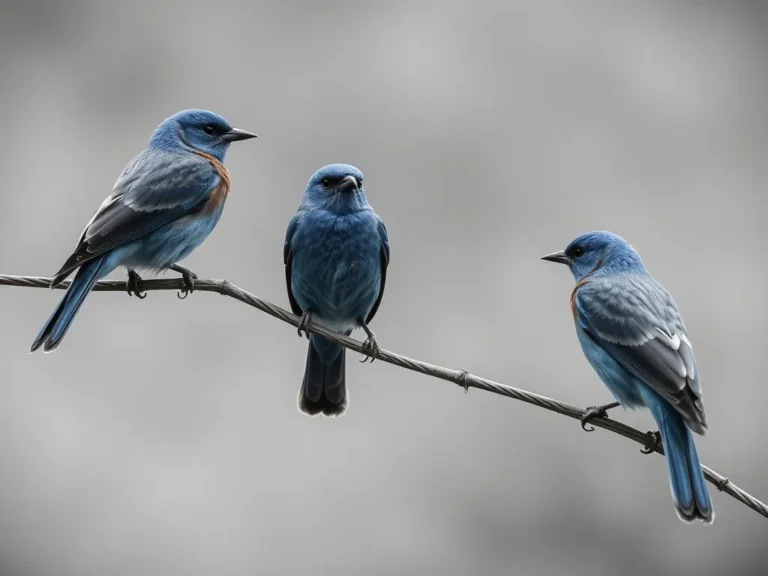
[31,109,256,353]
[284,164,389,417]
[542,231,713,524]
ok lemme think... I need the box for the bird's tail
[649,400,713,524]
[31,256,109,353]
[299,334,347,417]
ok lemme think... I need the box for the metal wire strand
[3,273,766,520]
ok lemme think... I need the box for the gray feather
[576,275,706,434]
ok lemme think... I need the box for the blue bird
[31,109,256,352]
[543,231,713,524]
[284,164,389,416]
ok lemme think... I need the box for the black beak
[541,250,570,265]
[337,175,359,194]
[222,127,258,142]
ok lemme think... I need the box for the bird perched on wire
[542,231,713,524]
[284,164,389,417]
[31,109,256,352]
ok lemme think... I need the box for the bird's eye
[321,178,331,188]
[572,246,585,258]
[203,125,215,135]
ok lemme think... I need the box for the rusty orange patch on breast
[193,150,231,213]
[194,149,232,191]
[201,180,229,213]
[569,256,605,321]
[570,278,590,321]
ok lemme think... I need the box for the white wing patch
[669,333,681,350]
[654,327,690,378]
[655,326,680,349]
[679,332,696,381]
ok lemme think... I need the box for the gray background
[0,1,766,574]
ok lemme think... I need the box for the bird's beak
[222,127,258,142]
[337,175,359,194]
[541,250,570,265]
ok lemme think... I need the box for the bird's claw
[126,271,147,299]
[297,312,313,339]
[580,402,620,432]
[169,264,198,299]
[177,271,197,300]
[360,335,380,363]
[640,431,662,454]
[357,320,379,363]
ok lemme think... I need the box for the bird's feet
[360,335,380,363]
[126,270,147,299]
[640,431,662,454]
[580,401,621,432]
[358,319,379,363]
[297,311,313,339]
[170,264,197,299]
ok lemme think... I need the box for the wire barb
[716,477,732,491]
[3,272,766,521]
[457,369,470,394]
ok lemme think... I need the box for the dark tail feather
[651,401,714,524]
[31,257,107,353]
[299,335,347,417]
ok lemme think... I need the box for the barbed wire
[2,272,765,520]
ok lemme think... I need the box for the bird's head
[302,164,368,214]
[148,109,256,161]
[542,231,645,281]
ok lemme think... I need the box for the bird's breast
[200,180,230,214]
[291,212,381,319]
[192,149,232,212]
[570,278,591,322]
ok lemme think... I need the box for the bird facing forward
[284,164,390,416]
[31,109,256,352]
[543,231,713,523]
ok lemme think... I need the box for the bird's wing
[365,217,390,324]
[283,213,303,316]
[573,275,706,433]
[53,150,219,284]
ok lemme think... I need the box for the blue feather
[32,254,117,352]
[32,109,254,352]
[645,394,713,522]
[285,164,389,416]
[545,231,713,523]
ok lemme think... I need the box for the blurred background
[0,0,766,574]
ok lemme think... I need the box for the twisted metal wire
[3,273,766,520]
